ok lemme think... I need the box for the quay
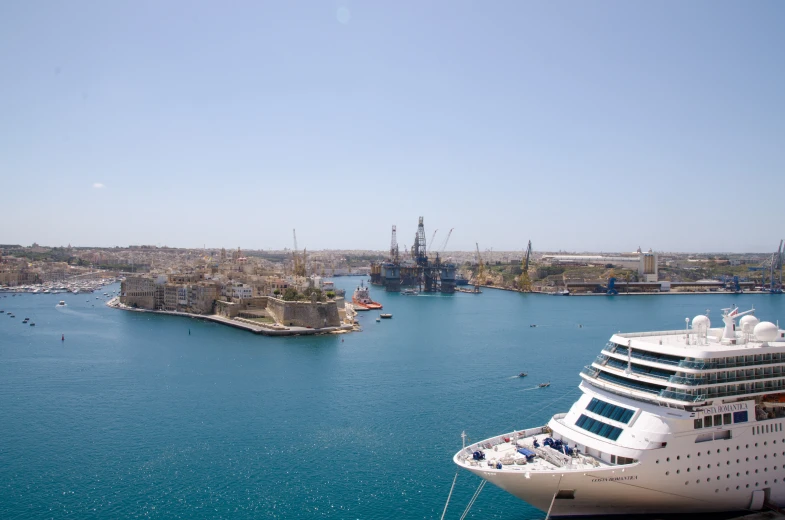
[106,298,354,336]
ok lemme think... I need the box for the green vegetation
[281,287,326,302]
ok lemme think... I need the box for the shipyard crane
[517,240,533,292]
[430,229,439,253]
[390,225,399,263]
[292,229,306,277]
[439,228,454,253]
[474,242,486,291]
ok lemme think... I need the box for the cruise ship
[454,307,785,516]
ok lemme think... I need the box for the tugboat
[352,283,382,310]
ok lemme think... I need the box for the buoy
[61,334,64,341]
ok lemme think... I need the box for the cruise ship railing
[604,358,672,381]
[669,371,785,387]
[660,380,785,402]
[582,366,600,378]
[678,356,785,370]
[609,345,682,367]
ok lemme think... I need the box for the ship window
[732,410,749,424]
[724,413,732,425]
[586,398,635,424]
[714,414,722,426]
[705,416,713,428]
[695,419,703,429]
[575,414,623,441]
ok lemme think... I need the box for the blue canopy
[517,448,536,458]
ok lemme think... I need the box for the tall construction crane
[390,225,399,263]
[439,228,454,253]
[292,229,306,277]
[474,242,486,292]
[430,229,439,253]
[518,240,532,292]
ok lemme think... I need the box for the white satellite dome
[740,315,760,333]
[753,321,779,343]
[692,315,711,330]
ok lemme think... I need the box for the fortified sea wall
[266,298,341,328]
[215,296,340,328]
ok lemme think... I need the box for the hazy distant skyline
[1,1,783,253]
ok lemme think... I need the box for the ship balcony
[595,362,673,389]
[668,371,785,387]
[660,378,785,403]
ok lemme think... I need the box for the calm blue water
[1,283,784,519]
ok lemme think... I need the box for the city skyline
[1,1,783,252]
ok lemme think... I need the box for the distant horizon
[2,241,782,256]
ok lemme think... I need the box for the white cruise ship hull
[461,461,763,516]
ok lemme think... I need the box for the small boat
[57,301,66,306]
[376,317,381,322]
[380,313,392,319]
[29,322,35,326]
[518,372,528,378]
[401,288,418,296]
[538,382,550,388]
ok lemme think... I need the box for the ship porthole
[765,481,769,485]
[666,471,669,476]
[677,470,680,474]
[715,489,719,493]
[736,485,740,490]
[685,481,689,485]
[746,484,750,488]
[737,472,740,477]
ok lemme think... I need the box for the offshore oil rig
[370,217,457,293]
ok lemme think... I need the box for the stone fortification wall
[266,298,340,328]
[215,297,268,318]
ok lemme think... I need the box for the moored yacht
[454,307,785,516]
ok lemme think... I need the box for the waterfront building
[120,276,156,309]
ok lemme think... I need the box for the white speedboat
[454,307,785,516]
[57,301,66,306]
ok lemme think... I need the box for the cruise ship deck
[455,422,611,473]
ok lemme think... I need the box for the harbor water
[1,282,784,519]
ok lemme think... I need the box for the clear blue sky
[1,1,783,253]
